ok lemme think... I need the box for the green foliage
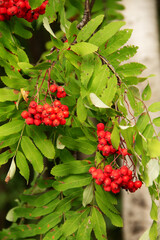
[0,0,160,239]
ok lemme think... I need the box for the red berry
[57,86,65,93]
[134,181,142,189]
[34,113,41,120]
[29,108,37,115]
[46,107,54,114]
[92,171,98,179]
[115,177,123,185]
[63,111,69,118]
[61,105,69,111]
[26,117,34,125]
[97,123,105,131]
[0,7,6,14]
[104,165,112,174]
[36,105,43,113]
[121,148,129,156]
[21,110,29,119]
[103,177,111,186]
[103,186,111,192]
[110,170,120,180]
[60,118,66,125]
[29,101,37,108]
[89,167,96,174]
[120,166,128,176]
[7,6,18,15]
[128,181,134,190]
[34,119,41,126]
[97,144,103,151]
[49,113,56,120]
[41,110,49,118]
[105,131,111,142]
[122,175,130,184]
[53,100,61,107]
[111,182,119,190]
[102,145,111,156]
[97,130,105,138]
[53,119,60,127]
[43,103,50,110]
[99,138,107,146]
[50,84,57,93]
[57,111,64,120]
[95,179,103,185]
[97,173,105,182]
[43,118,52,126]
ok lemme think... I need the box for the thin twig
[95,52,122,85]
[77,0,91,30]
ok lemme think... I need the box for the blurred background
[0,1,160,240]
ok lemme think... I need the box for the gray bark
[121,0,160,239]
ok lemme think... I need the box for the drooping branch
[77,0,91,30]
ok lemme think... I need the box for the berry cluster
[97,123,130,157]
[0,0,48,22]
[89,165,142,194]
[49,84,67,98]
[21,100,69,127]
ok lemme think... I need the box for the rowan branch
[77,0,91,30]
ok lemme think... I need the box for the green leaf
[44,226,62,240]
[21,136,43,173]
[153,117,160,127]
[65,51,81,70]
[1,76,30,89]
[0,120,24,137]
[82,182,94,207]
[111,125,120,149]
[81,54,95,88]
[77,97,87,123]
[76,217,92,240]
[147,139,160,158]
[146,158,160,186]
[91,207,107,240]
[136,113,150,133]
[29,0,44,9]
[43,17,57,38]
[89,64,110,96]
[95,185,122,227]
[37,212,62,234]
[150,200,158,221]
[77,15,104,42]
[90,93,110,108]
[0,134,19,149]
[0,150,14,166]
[52,174,92,191]
[0,88,19,102]
[89,21,125,47]
[142,83,152,101]
[100,29,133,56]
[62,208,89,237]
[71,42,98,56]
[26,125,55,159]
[51,161,92,177]
[21,190,59,207]
[16,151,30,183]
[13,19,32,39]
[117,62,146,77]
[101,75,117,105]
[143,124,154,139]
[148,102,160,112]
[149,221,157,240]
[76,139,97,155]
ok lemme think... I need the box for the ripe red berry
[63,111,69,118]
[103,177,111,186]
[110,170,120,180]
[43,103,50,109]
[134,181,142,189]
[26,117,34,125]
[57,86,65,93]
[105,131,111,142]
[29,108,37,115]
[104,165,112,174]
[50,84,57,93]
[7,6,18,15]
[61,105,69,111]
[99,138,107,146]
[60,118,66,125]
[122,175,130,184]
[29,101,37,108]
[97,123,105,131]
[115,177,123,185]
[97,144,103,151]
[36,105,43,113]
[52,119,60,127]
[21,110,29,119]
[102,145,111,156]
[128,181,134,190]
[120,166,128,176]
[53,100,61,107]
[121,148,130,156]
[103,186,111,192]
[89,167,96,174]
[34,119,41,126]
[34,113,41,120]
[97,130,105,138]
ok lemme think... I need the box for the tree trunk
[121,0,160,239]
